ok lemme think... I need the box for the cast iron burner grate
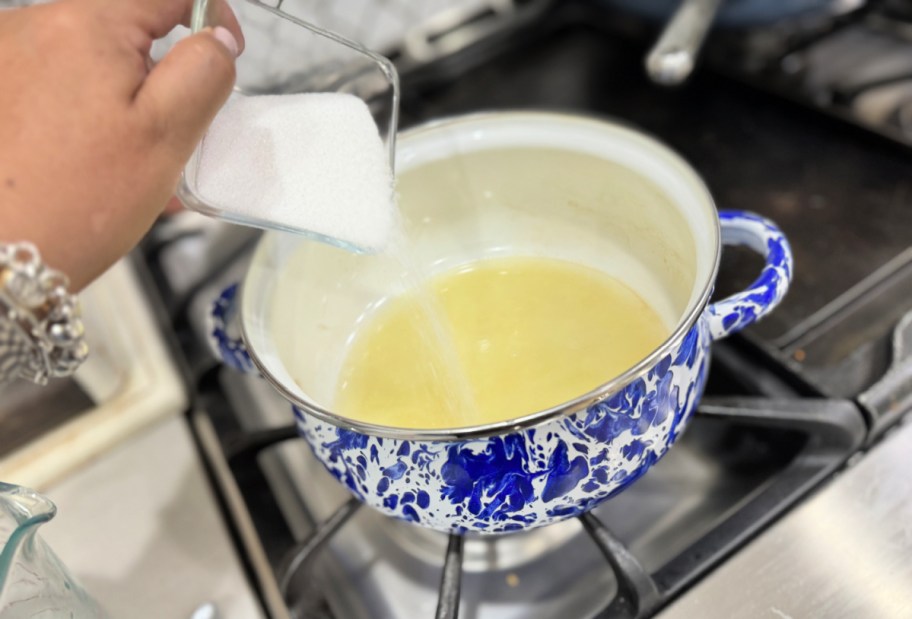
[189,358,863,619]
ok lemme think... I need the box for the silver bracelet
[0,242,88,385]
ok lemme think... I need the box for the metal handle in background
[645,0,724,86]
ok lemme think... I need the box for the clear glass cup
[177,0,400,251]
[0,483,108,617]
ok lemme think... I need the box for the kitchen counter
[662,418,912,618]
[40,415,263,619]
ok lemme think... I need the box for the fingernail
[212,26,239,58]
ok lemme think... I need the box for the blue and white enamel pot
[210,112,792,534]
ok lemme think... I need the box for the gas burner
[700,2,912,147]
[191,391,863,619]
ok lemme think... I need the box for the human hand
[0,0,244,290]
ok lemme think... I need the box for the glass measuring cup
[177,0,400,253]
[0,483,108,616]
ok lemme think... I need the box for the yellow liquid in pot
[334,257,669,429]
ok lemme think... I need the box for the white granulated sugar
[196,93,394,251]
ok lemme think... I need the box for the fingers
[135,27,238,162]
[199,0,245,53]
[164,196,185,215]
[123,0,245,53]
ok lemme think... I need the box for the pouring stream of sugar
[194,92,395,252]
[194,92,478,427]
[181,0,480,428]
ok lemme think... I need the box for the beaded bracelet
[0,242,88,385]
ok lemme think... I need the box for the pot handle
[707,210,793,340]
[208,283,257,373]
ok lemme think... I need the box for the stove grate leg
[435,533,465,619]
[278,497,362,604]
[580,512,662,619]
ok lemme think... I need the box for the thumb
[137,27,239,161]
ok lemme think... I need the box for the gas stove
[142,2,912,617]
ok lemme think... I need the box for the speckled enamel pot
[209,112,793,534]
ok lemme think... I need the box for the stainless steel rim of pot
[239,111,723,442]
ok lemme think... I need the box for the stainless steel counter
[662,418,912,619]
